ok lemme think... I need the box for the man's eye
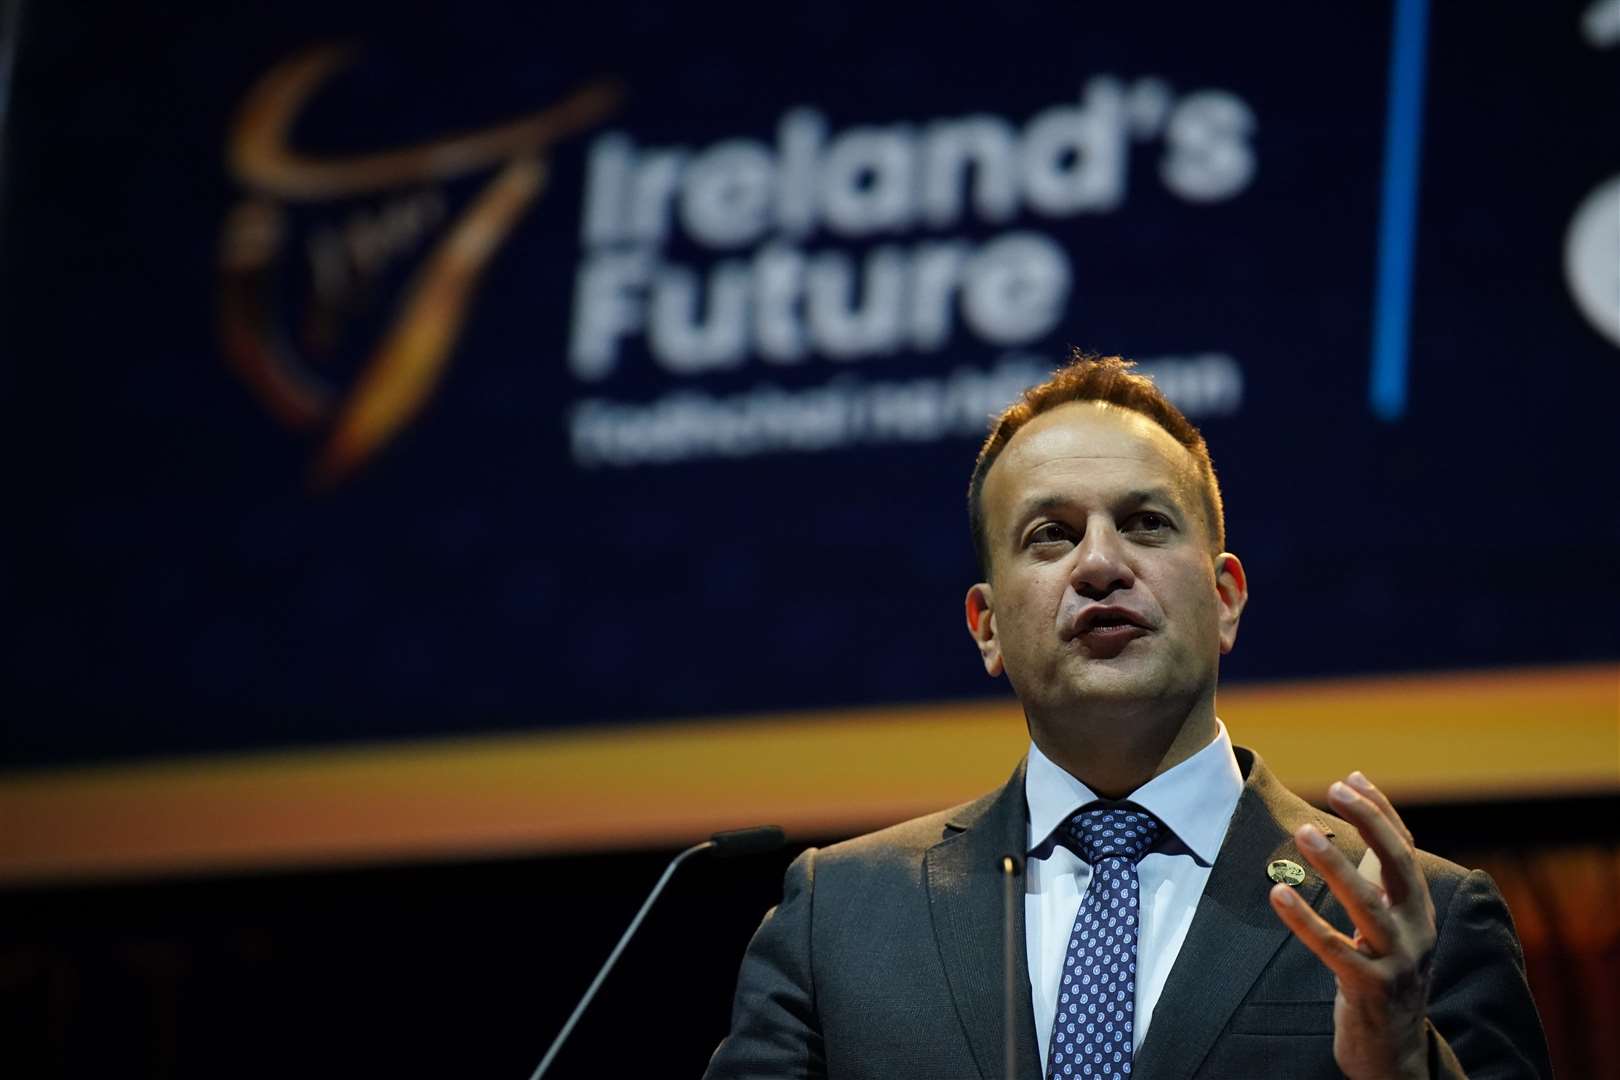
[1028,523,1074,545]
[1130,512,1172,533]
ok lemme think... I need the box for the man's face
[965,402,1246,724]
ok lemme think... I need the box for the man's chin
[1036,670,1154,709]
[1056,656,1202,707]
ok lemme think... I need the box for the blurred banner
[2,2,1616,880]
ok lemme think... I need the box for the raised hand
[1268,771,1437,1080]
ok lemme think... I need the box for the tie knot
[1063,803,1162,864]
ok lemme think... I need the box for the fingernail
[1329,781,1351,801]
[1273,886,1296,906]
[1348,771,1371,790]
[1299,827,1327,851]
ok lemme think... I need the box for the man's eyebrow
[1122,487,1184,511]
[1009,494,1074,528]
[1008,488,1186,534]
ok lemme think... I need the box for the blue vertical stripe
[1369,0,1430,421]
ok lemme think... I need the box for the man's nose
[1069,524,1135,599]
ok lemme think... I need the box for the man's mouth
[1072,606,1151,634]
[1070,607,1151,658]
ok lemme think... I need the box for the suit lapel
[924,762,1044,1080]
[1132,749,1339,1080]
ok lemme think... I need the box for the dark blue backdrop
[4,1,1616,767]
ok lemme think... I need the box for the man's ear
[1214,553,1249,655]
[965,582,1003,677]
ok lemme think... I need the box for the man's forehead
[991,401,1195,491]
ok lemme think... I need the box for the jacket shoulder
[1239,748,1473,895]
[816,789,990,865]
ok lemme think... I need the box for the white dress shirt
[1024,720,1244,1063]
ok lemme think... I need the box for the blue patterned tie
[1046,803,1163,1080]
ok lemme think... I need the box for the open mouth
[1074,607,1150,635]
[1072,608,1150,657]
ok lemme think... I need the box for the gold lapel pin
[1267,859,1306,886]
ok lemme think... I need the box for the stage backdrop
[3,0,1617,881]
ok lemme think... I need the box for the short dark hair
[968,352,1225,577]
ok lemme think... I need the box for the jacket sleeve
[704,847,827,1080]
[1425,869,1553,1080]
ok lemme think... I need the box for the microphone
[528,825,788,1080]
[711,824,788,858]
[1002,853,1024,1080]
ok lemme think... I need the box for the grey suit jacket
[705,748,1551,1079]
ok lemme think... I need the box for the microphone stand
[529,825,785,1079]
[1002,854,1023,1080]
[529,839,714,1080]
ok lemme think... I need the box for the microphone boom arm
[529,838,716,1080]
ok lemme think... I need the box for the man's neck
[1029,700,1218,800]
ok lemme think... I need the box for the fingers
[1268,882,1378,983]
[1283,772,1427,959]
[1346,771,1414,846]
[1295,822,1398,955]
[1327,778,1420,908]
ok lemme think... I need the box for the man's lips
[1068,605,1153,637]
[1066,605,1153,659]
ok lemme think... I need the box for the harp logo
[218,46,619,487]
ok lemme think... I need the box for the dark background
[3,1,1614,768]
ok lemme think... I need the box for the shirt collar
[1024,719,1244,865]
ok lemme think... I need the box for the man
[705,355,1550,1079]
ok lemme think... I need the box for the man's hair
[968,352,1225,577]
